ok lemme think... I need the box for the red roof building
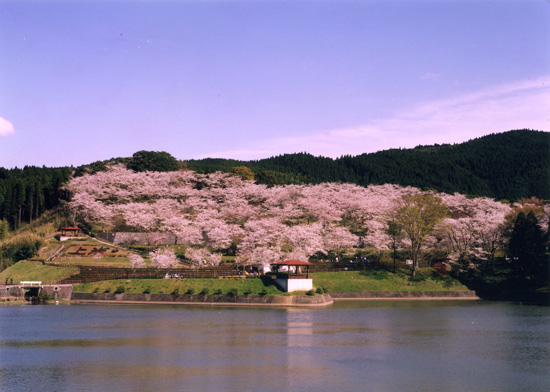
[270,260,314,279]
[59,227,82,237]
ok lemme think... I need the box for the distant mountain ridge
[184,129,550,201]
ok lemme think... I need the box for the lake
[1,300,549,391]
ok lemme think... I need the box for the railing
[54,266,258,284]
[19,281,42,286]
[272,273,310,280]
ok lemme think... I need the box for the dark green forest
[185,130,550,201]
[0,166,72,230]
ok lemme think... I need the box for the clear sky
[1,0,549,168]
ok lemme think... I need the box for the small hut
[58,226,82,240]
[270,260,314,292]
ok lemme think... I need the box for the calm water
[1,301,549,392]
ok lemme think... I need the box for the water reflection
[0,302,549,391]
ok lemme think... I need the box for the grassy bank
[72,269,468,295]
[311,269,468,292]
[0,260,79,284]
[1,258,469,295]
[73,277,286,296]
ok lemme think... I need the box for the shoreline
[70,292,334,307]
[330,290,480,301]
[2,288,483,307]
[69,290,479,307]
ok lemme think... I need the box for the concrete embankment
[2,287,479,305]
[0,285,25,299]
[0,284,73,300]
[330,290,480,300]
[71,292,333,307]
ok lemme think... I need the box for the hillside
[1,129,548,233]
[184,129,550,200]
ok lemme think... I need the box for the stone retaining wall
[330,290,479,300]
[41,285,73,300]
[0,286,25,299]
[0,285,73,300]
[71,292,333,307]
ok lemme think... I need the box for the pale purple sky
[1,0,549,168]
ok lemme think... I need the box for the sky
[0,0,549,168]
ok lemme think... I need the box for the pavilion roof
[60,226,81,231]
[270,260,314,266]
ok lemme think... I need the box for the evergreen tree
[509,212,546,286]
[127,150,179,172]
[0,219,8,240]
[386,220,403,273]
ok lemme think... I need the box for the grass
[73,277,286,295]
[0,260,79,284]
[1,255,469,295]
[310,269,469,292]
[72,269,468,295]
[53,256,132,267]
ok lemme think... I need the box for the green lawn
[73,277,287,296]
[310,269,468,292]
[0,260,79,284]
[53,256,132,267]
[1,258,469,295]
[73,269,468,295]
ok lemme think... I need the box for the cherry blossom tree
[443,217,480,271]
[185,247,223,268]
[149,247,179,268]
[65,163,520,272]
[237,245,285,270]
[322,224,359,259]
[129,253,146,269]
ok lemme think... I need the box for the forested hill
[0,166,72,230]
[0,129,547,230]
[185,129,550,201]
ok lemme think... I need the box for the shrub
[243,288,252,296]
[227,288,238,297]
[410,272,428,282]
[214,288,223,295]
[143,287,151,294]
[104,288,111,293]
[315,287,324,294]
[39,292,53,301]
[438,275,455,288]
[306,289,315,296]
[185,288,195,295]
[114,285,125,294]
[259,288,268,296]
[13,239,43,262]
[171,288,179,295]
[199,288,209,296]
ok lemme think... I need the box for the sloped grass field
[73,277,286,296]
[0,260,79,284]
[311,269,468,292]
[72,269,468,295]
